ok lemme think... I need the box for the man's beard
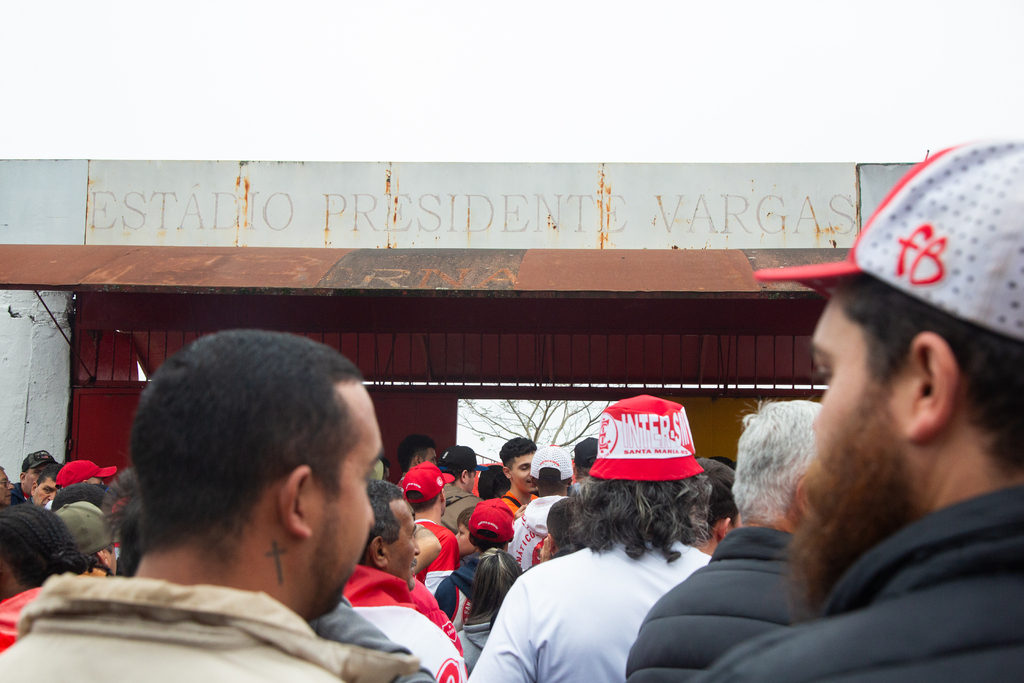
[309,504,350,620]
[789,387,918,618]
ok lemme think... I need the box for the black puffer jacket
[626,527,792,683]
[694,484,1024,683]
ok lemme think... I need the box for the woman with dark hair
[476,464,511,501]
[0,505,93,651]
[457,549,521,674]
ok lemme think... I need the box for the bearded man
[693,141,1024,683]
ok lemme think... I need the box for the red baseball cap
[56,460,117,488]
[402,462,445,502]
[469,499,515,543]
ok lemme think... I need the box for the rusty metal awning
[0,245,846,297]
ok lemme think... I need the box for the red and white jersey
[416,519,460,594]
[354,605,467,683]
[451,587,472,632]
[510,496,562,572]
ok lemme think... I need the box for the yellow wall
[664,397,817,461]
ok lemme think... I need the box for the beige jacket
[440,484,481,534]
[0,575,419,683]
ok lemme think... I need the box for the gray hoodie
[458,621,492,675]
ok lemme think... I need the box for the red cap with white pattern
[755,141,1024,342]
[591,395,704,481]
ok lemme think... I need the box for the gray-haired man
[627,400,820,682]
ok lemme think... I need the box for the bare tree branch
[459,399,610,451]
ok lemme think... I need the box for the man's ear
[894,331,961,445]
[712,517,733,543]
[502,466,512,481]
[277,465,316,541]
[366,537,388,572]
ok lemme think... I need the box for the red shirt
[415,519,460,594]
[0,587,42,653]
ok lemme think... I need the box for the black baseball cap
[438,446,487,473]
[22,450,57,472]
[573,438,598,468]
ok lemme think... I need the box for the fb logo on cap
[897,224,946,286]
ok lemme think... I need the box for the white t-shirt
[468,543,710,683]
[354,604,467,683]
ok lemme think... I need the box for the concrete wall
[859,163,915,224]
[0,160,85,476]
[0,291,72,476]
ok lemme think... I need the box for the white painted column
[0,291,72,475]
[0,160,87,475]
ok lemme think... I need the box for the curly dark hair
[571,476,709,562]
[366,479,404,548]
[0,505,94,587]
[499,437,536,468]
[53,483,106,512]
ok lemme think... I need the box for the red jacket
[0,587,42,653]
[345,565,462,655]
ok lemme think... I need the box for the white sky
[3,1,1023,163]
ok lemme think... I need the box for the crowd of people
[0,140,1023,681]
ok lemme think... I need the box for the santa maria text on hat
[592,395,703,481]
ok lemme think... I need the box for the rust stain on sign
[241,176,251,231]
[80,247,349,288]
[0,245,137,287]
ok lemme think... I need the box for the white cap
[756,141,1024,342]
[531,445,574,482]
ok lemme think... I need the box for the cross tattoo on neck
[265,541,287,585]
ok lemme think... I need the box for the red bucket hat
[591,395,703,482]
